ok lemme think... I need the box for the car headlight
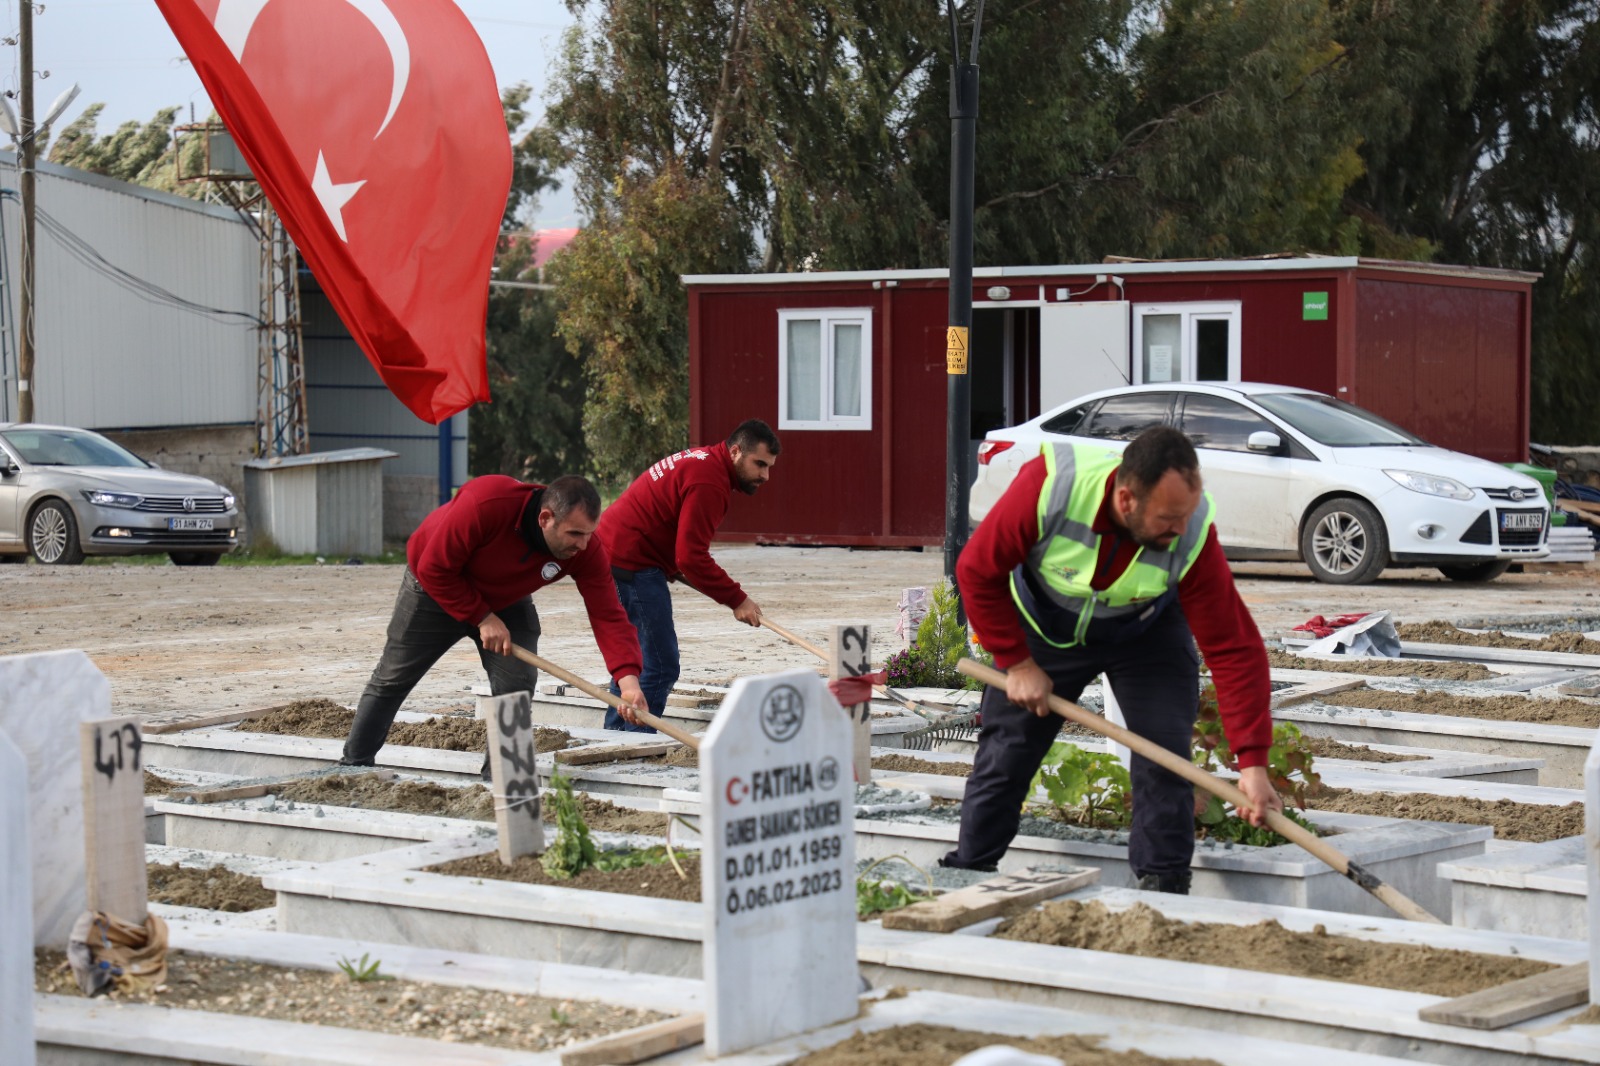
[223,493,236,510]
[82,490,143,508]
[1383,470,1474,501]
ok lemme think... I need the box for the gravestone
[1586,730,1599,1007]
[482,693,545,862]
[0,650,111,944]
[1101,679,1130,771]
[1,731,36,1065]
[701,668,857,1056]
[80,717,148,923]
[829,624,873,782]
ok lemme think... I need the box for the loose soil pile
[1320,687,1600,728]
[35,948,662,1051]
[872,754,973,777]
[1298,737,1423,764]
[1268,648,1491,681]
[995,901,1551,998]
[791,1024,1222,1066]
[644,745,699,768]
[270,774,670,835]
[1397,621,1600,656]
[1310,789,1582,843]
[144,772,179,796]
[427,851,701,902]
[242,700,573,752]
[147,863,275,912]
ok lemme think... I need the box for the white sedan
[969,383,1550,584]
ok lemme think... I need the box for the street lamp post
[943,0,984,620]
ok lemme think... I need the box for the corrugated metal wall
[315,458,385,556]
[0,155,258,428]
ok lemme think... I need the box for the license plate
[1500,512,1543,531]
[167,517,214,531]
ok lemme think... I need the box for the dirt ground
[1308,790,1583,843]
[5,551,1599,722]
[34,948,663,1051]
[1397,620,1600,654]
[1298,736,1422,764]
[243,700,573,753]
[994,900,1552,998]
[147,863,275,912]
[1319,687,1600,728]
[428,851,701,902]
[792,1024,1223,1066]
[1265,648,1492,681]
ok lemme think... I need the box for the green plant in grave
[541,772,600,880]
[1030,741,1132,829]
[856,878,929,918]
[1192,681,1322,810]
[335,953,393,983]
[884,580,994,690]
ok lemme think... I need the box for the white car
[970,383,1550,585]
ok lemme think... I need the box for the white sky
[2,0,581,227]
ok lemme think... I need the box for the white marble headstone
[701,668,857,1057]
[0,650,112,945]
[1585,731,1599,1006]
[0,730,37,1065]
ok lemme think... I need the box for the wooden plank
[1270,679,1367,710]
[555,741,676,766]
[482,693,544,863]
[142,704,286,735]
[664,693,717,709]
[830,624,873,785]
[79,717,148,923]
[1418,962,1587,1030]
[881,867,1100,933]
[561,1013,705,1066]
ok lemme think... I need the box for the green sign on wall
[1303,291,1329,321]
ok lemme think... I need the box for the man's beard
[736,476,762,496]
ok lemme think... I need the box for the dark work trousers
[606,567,679,733]
[341,569,541,767]
[944,604,1200,879]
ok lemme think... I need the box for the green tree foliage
[468,84,594,481]
[46,104,201,193]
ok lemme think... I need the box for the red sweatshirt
[597,442,746,608]
[407,475,642,681]
[959,455,1272,768]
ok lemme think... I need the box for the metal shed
[241,447,396,556]
[684,256,1539,547]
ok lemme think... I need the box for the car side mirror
[0,460,16,476]
[1246,431,1283,454]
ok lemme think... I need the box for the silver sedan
[0,423,239,565]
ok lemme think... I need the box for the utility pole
[17,0,34,422]
[943,0,984,621]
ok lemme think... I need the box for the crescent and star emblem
[213,0,411,242]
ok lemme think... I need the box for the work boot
[1135,871,1191,895]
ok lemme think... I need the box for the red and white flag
[155,0,511,423]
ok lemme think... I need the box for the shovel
[509,643,700,751]
[956,657,1442,925]
[758,617,947,723]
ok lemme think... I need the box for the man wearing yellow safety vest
[944,426,1280,893]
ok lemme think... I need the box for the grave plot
[34,919,701,1066]
[1438,837,1586,939]
[852,886,1600,1066]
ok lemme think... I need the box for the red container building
[685,256,1538,547]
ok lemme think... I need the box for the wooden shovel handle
[759,617,943,722]
[510,644,701,751]
[955,658,1442,925]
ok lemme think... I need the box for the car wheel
[1438,559,1512,583]
[1300,497,1387,585]
[27,500,85,565]
[169,551,223,567]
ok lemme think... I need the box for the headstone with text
[482,693,545,863]
[829,624,873,783]
[701,668,857,1056]
[79,717,149,923]
[0,650,112,945]
[0,732,36,1065]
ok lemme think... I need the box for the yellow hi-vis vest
[1009,442,1215,649]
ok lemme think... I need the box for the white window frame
[1131,301,1242,385]
[777,307,873,431]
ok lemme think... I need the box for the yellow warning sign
[946,326,969,375]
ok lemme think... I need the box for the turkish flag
[155,0,511,423]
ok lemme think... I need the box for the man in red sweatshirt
[945,426,1278,893]
[341,474,647,770]
[596,419,781,732]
